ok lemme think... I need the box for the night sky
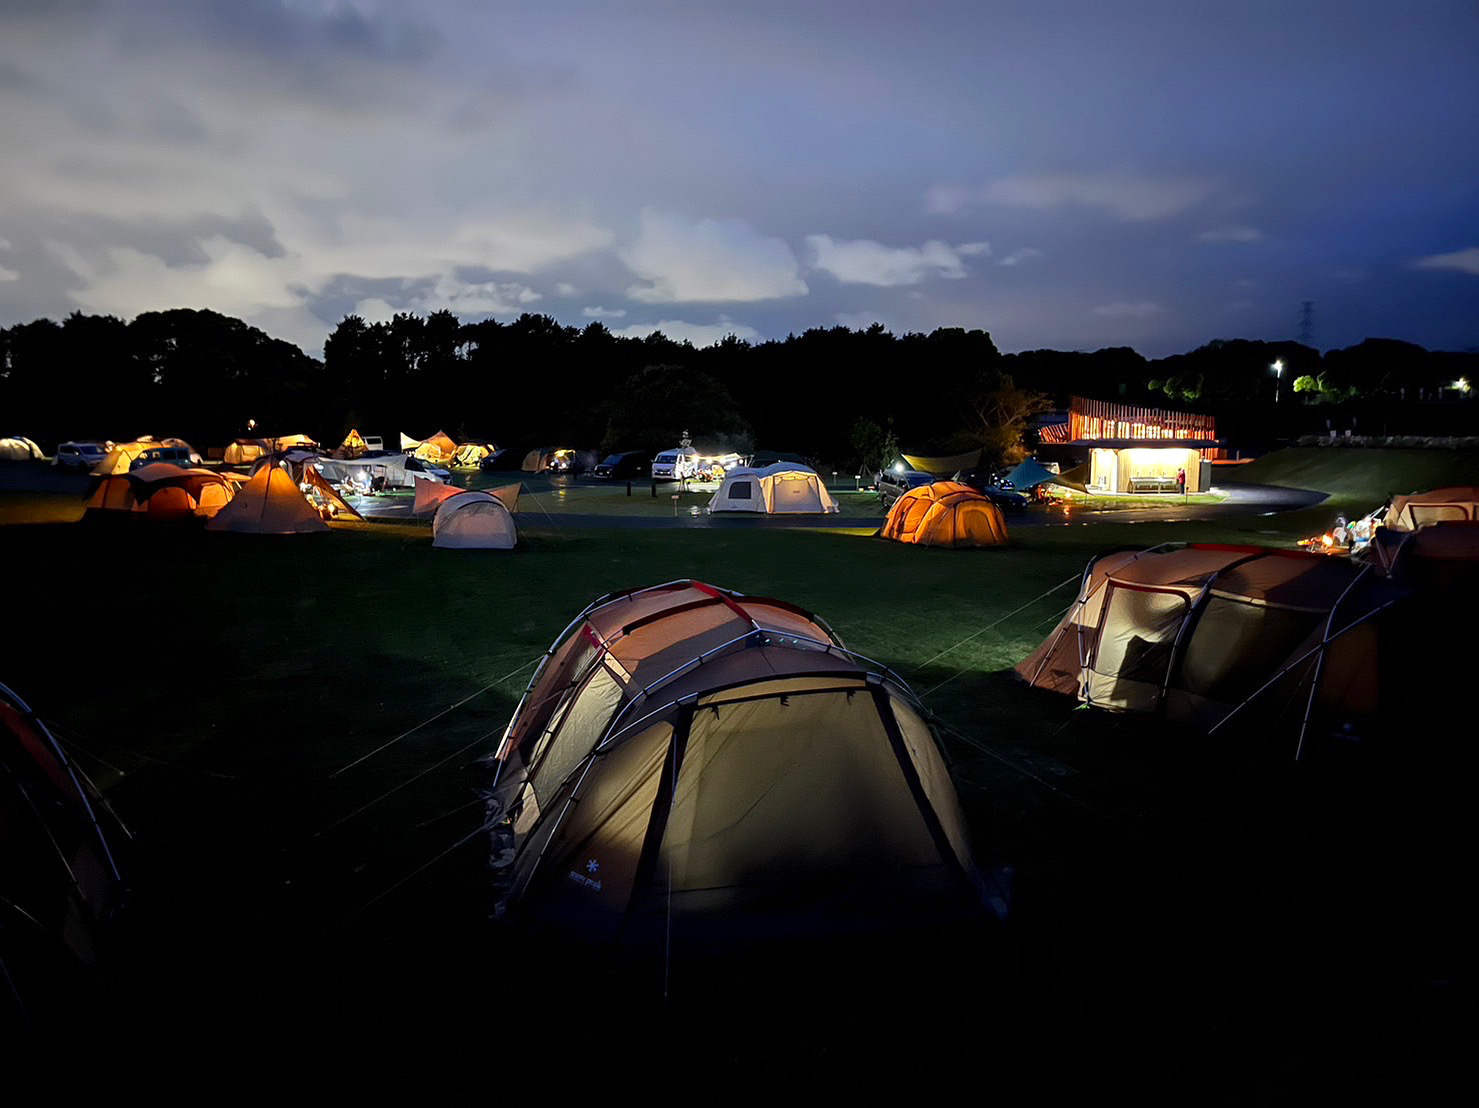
[2,0,1476,357]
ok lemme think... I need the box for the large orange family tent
[407,430,457,464]
[84,464,237,520]
[488,580,1000,962]
[205,465,328,533]
[881,481,1008,547]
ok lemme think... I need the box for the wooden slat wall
[1068,396,1217,442]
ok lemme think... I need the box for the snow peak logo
[568,858,602,892]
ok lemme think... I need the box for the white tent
[707,463,840,514]
[315,453,417,489]
[0,435,43,461]
[432,491,517,549]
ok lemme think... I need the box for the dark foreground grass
[0,460,1472,1098]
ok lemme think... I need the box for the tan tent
[272,433,318,452]
[205,465,328,533]
[882,481,1008,547]
[1016,544,1405,750]
[333,429,369,459]
[432,491,517,549]
[1383,487,1479,532]
[90,438,155,475]
[224,438,271,465]
[490,580,998,952]
[452,442,495,468]
[84,465,235,520]
[0,435,43,461]
[707,463,840,513]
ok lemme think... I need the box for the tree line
[2,308,1473,471]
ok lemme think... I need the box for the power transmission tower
[1296,300,1315,346]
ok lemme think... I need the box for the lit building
[1042,396,1222,493]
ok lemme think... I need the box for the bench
[1129,476,1181,494]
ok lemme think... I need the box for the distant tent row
[882,481,1008,547]
[707,463,839,514]
[489,581,1000,960]
[89,437,202,476]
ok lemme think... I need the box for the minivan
[130,446,193,470]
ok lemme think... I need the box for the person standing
[1176,466,1187,497]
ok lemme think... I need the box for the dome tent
[1382,486,1479,532]
[489,581,998,976]
[706,463,839,514]
[882,481,1008,547]
[431,490,517,549]
[0,435,43,461]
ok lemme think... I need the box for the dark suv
[592,451,648,480]
[875,467,937,506]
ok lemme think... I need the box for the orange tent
[84,465,235,519]
[205,465,328,533]
[881,481,1008,547]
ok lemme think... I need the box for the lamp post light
[1272,359,1284,403]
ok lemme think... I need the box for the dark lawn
[0,451,1472,1097]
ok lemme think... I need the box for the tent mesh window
[728,481,752,500]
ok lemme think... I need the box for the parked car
[129,445,193,470]
[54,441,109,470]
[875,467,938,506]
[405,456,451,482]
[953,466,1031,510]
[592,451,649,480]
[651,447,699,481]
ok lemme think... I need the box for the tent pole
[1294,565,1372,762]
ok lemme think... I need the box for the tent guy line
[918,572,1082,695]
[326,655,539,779]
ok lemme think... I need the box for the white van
[651,446,699,481]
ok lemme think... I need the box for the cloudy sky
[2,0,1476,357]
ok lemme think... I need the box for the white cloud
[1197,225,1263,243]
[582,305,626,318]
[353,297,398,324]
[613,318,761,347]
[998,247,1044,267]
[556,282,578,297]
[954,241,991,257]
[621,210,807,303]
[0,264,17,282]
[1093,301,1166,318]
[1412,247,1479,275]
[410,275,540,316]
[934,172,1216,221]
[806,235,970,286]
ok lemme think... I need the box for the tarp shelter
[489,581,997,959]
[452,442,495,468]
[223,438,271,465]
[0,680,125,995]
[1004,457,1087,493]
[206,465,328,533]
[84,464,235,520]
[1382,487,1479,532]
[0,435,43,461]
[300,466,363,521]
[432,491,517,549]
[881,481,1008,547]
[901,448,983,476]
[333,429,368,459]
[314,453,415,490]
[412,430,458,464]
[1015,544,1404,747]
[707,463,840,514]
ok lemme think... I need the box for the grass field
[2,448,1474,1096]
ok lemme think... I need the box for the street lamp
[1271,359,1284,403]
